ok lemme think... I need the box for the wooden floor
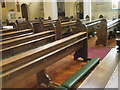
[10,36,117,88]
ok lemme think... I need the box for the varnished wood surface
[0,28,17,33]
[7,36,116,88]
[1,34,55,58]
[105,62,119,88]
[78,48,119,88]
[1,30,55,49]
[1,33,33,42]
[1,32,87,88]
[1,29,33,39]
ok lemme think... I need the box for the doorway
[21,4,28,20]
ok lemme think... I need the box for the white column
[64,0,76,18]
[83,0,91,20]
[43,0,58,20]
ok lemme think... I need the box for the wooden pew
[16,20,32,31]
[85,19,101,37]
[1,30,55,49]
[95,19,120,46]
[1,18,100,42]
[6,18,26,28]
[1,20,35,41]
[1,20,88,59]
[78,48,119,88]
[6,19,17,28]
[1,19,53,41]
[43,20,55,31]
[0,29,33,39]
[0,28,17,34]
[107,19,119,38]
[1,34,55,58]
[0,19,87,59]
[30,18,100,39]
[29,19,44,33]
[51,18,101,39]
[1,32,33,42]
[30,19,55,33]
[55,19,90,40]
[0,31,88,88]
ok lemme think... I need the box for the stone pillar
[43,0,58,20]
[65,2,75,18]
[64,0,77,18]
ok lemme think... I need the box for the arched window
[112,0,120,9]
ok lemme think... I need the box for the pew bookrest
[55,58,100,89]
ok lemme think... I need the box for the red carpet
[88,47,111,59]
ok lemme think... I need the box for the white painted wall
[91,0,120,20]
[1,1,44,22]
[43,0,58,19]
[65,2,75,18]
[64,0,91,20]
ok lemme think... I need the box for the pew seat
[56,58,100,89]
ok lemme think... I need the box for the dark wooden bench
[6,19,17,28]
[16,20,32,31]
[1,30,55,49]
[1,32,33,42]
[0,28,17,34]
[0,29,33,39]
[85,19,101,37]
[0,31,88,88]
[0,19,68,42]
[30,19,55,33]
[1,20,88,59]
[95,19,120,46]
[107,19,119,39]
[55,19,88,40]
[1,34,55,58]
[55,58,100,89]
